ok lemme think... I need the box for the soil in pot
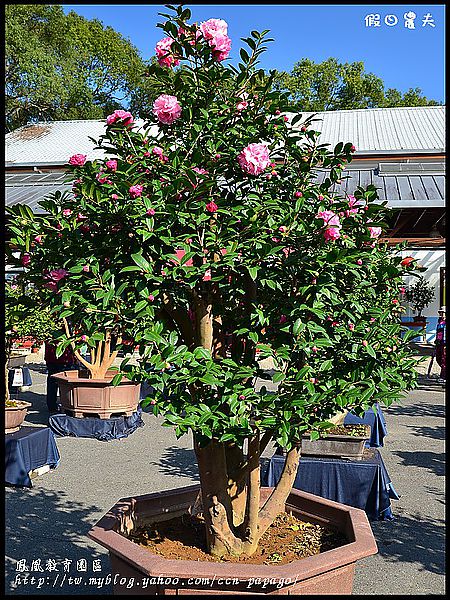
[314,424,370,437]
[127,511,347,566]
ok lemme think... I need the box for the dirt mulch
[128,511,347,565]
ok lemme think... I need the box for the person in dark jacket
[435,307,446,380]
[44,342,78,413]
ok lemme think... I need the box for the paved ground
[5,354,445,595]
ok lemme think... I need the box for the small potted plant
[404,275,435,322]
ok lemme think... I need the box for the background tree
[5,4,146,131]
[273,57,441,112]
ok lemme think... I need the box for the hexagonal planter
[89,484,377,595]
[51,370,140,419]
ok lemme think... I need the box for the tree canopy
[5,4,146,131]
[273,57,441,112]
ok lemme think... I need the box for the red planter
[89,484,378,595]
[51,370,140,419]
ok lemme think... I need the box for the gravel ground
[5,353,445,595]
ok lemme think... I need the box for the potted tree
[7,5,420,592]
[5,281,33,432]
[404,275,435,322]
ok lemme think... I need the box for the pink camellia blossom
[368,226,382,239]
[237,143,270,176]
[348,323,355,331]
[370,317,376,323]
[294,191,302,198]
[323,227,341,242]
[279,226,287,233]
[345,195,364,217]
[316,210,340,227]
[106,109,134,126]
[148,294,155,302]
[236,100,248,112]
[279,315,287,324]
[312,346,318,353]
[210,34,232,61]
[392,299,399,305]
[111,194,119,200]
[62,209,72,217]
[309,378,317,384]
[283,115,289,122]
[155,37,180,68]
[152,94,182,125]
[21,254,31,266]
[96,173,110,184]
[193,167,208,176]
[68,154,87,167]
[152,146,168,162]
[351,145,356,152]
[146,208,155,216]
[105,159,117,171]
[199,18,228,40]
[400,287,406,294]
[357,259,363,265]
[239,394,246,400]
[81,335,88,342]
[34,235,44,244]
[129,184,144,198]
[362,340,368,347]
[82,265,90,272]
[48,268,69,282]
[206,201,218,213]
[77,213,87,221]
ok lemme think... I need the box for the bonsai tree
[404,275,435,319]
[5,280,56,403]
[7,5,420,558]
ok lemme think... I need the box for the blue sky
[63,4,445,102]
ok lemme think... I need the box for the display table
[48,406,144,441]
[5,426,60,488]
[344,403,388,448]
[263,448,398,520]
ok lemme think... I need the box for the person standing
[44,341,78,413]
[435,307,446,381]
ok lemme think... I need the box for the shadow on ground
[153,446,199,480]
[392,450,445,477]
[370,509,445,575]
[407,425,446,441]
[5,487,111,595]
[386,402,445,419]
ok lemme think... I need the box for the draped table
[5,426,60,488]
[263,448,399,520]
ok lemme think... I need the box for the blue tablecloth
[263,448,399,520]
[344,403,388,448]
[48,406,145,441]
[5,426,60,488]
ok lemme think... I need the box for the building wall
[400,248,446,342]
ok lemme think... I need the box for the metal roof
[6,172,73,214]
[287,106,445,154]
[5,106,445,167]
[5,119,152,167]
[317,167,445,208]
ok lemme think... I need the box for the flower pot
[301,425,370,460]
[89,484,377,595]
[5,401,32,434]
[51,370,140,419]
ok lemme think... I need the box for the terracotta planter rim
[51,371,131,384]
[5,401,32,411]
[88,484,377,582]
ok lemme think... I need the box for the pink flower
[105,159,117,171]
[370,318,376,323]
[357,259,363,265]
[312,346,318,353]
[400,287,406,294]
[111,194,119,200]
[317,210,340,227]
[348,323,355,331]
[62,209,72,217]
[236,100,248,112]
[237,143,271,176]
[193,167,209,176]
[362,340,368,347]
[200,18,228,40]
[21,254,31,266]
[155,37,180,68]
[44,282,58,292]
[96,173,109,184]
[294,191,302,198]
[279,226,287,233]
[206,201,218,213]
[283,115,289,122]
[239,394,246,400]
[129,184,144,198]
[82,265,90,272]
[323,227,341,241]
[48,269,69,282]
[152,94,182,125]
[106,110,134,126]
[68,154,87,167]
[279,315,287,324]
[210,34,232,61]
[34,235,44,244]
[351,145,356,152]
[152,146,168,162]
[392,299,399,305]
[77,213,87,221]
[368,226,382,239]
[309,378,317,384]
[146,208,155,216]
[81,335,88,342]
[148,294,155,302]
